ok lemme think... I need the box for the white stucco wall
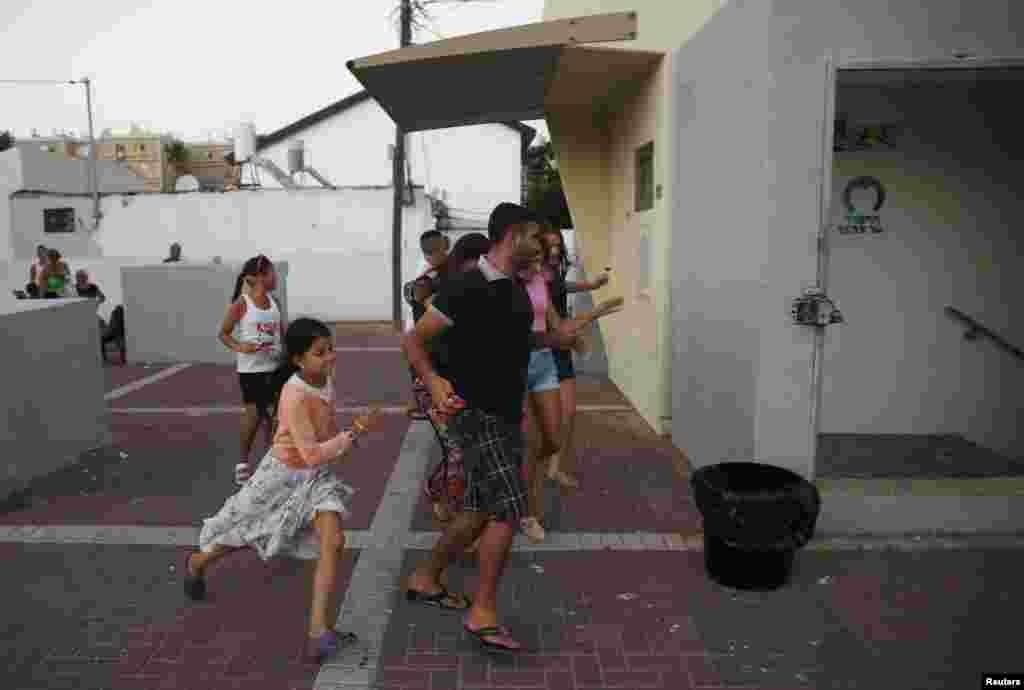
[4,188,434,322]
[255,96,526,218]
[0,149,25,266]
[671,0,1024,477]
[0,298,107,500]
[821,82,1024,459]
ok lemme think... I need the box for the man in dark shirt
[401,203,581,653]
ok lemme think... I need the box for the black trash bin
[691,462,821,590]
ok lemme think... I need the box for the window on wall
[635,141,655,212]
[43,207,76,233]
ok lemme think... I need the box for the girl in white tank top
[234,292,282,373]
[219,255,287,485]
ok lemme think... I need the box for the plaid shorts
[447,408,529,524]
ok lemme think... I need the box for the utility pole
[82,77,101,228]
[391,0,412,330]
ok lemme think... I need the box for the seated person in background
[37,249,70,298]
[27,244,47,296]
[75,270,106,304]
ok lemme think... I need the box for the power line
[0,79,81,85]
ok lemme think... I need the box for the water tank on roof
[233,122,257,162]
[287,140,304,174]
[175,175,200,192]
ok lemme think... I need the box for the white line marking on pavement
[108,405,636,415]
[315,422,438,690]
[109,406,412,415]
[104,363,193,401]
[4,524,1021,554]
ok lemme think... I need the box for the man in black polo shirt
[401,203,582,653]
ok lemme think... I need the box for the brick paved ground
[9,343,1024,690]
[109,355,411,410]
[410,409,700,534]
[0,542,360,690]
[378,547,1024,689]
[0,411,407,529]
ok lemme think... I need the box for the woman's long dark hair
[539,220,569,280]
[231,254,272,303]
[269,317,333,417]
[444,232,491,281]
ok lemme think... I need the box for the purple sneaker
[304,630,357,665]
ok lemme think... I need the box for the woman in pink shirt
[186,317,382,664]
[519,249,569,543]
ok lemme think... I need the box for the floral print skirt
[413,376,467,523]
[198,450,355,561]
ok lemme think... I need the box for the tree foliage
[163,140,188,163]
[0,130,13,153]
[525,138,572,229]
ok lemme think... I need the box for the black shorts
[238,372,276,411]
[553,349,575,382]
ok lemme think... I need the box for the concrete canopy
[345,12,662,132]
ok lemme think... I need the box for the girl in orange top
[186,317,381,664]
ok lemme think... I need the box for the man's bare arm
[401,309,449,383]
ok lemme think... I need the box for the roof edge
[257,90,537,150]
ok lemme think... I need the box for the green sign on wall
[835,176,886,236]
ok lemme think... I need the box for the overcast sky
[2,0,548,142]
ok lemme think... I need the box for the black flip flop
[463,624,521,655]
[405,588,471,612]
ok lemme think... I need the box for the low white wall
[122,261,288,365]
[4,187,434,322]
[0,298,108,500]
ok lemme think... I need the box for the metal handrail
[945,306,1024,362]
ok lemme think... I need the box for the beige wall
[544,0,720,433]
[601,62,670,432]
[546,106,611,276]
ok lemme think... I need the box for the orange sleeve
[280,385,354,466]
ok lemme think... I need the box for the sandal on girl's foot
[234,462,252,487]
[183,554,206,601]
[463,622,521,655]
[304,630,357,665]
[521,517,546,544]
[405,587,472,612]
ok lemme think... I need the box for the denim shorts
[526,348,560,393]
[552,348,575,381]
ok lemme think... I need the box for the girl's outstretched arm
[282,386,356,466]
